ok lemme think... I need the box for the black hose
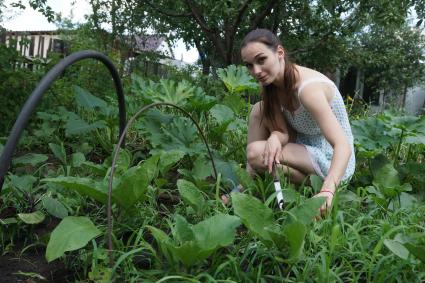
[0,50,126,193]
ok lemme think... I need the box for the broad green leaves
[42,196,68,219]
[112,161,154,208]
[232,192,325,259]
[384,239,410,260]
[352,117,393,156]
[74,85,108,111]
[217,65,258,94]
[65,112,106,137]
[149,214,241,266]
[232,192,274,243]
[352,113,425,159]
[132,75,211,108]
[12,153,48,166]
[284,197,326,227]
[384,233,425,263]
[46,216,101,262]
[139,111,205,156]
[177,179,205,215]
[42,151,184,209]
[42,176,109,204]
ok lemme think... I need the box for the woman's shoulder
[296,66,332,86]
[295,66,336,104]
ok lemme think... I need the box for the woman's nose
[253,65,261,75]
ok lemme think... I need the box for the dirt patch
[0,251,69,282]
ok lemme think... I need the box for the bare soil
[0,251,68,283]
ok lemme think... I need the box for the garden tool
[272,162,284,210]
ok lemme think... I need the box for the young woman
[224,29,355,214]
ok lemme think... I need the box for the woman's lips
[258,76,267,82]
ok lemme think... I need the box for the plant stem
[215,172,222,203]
[394,129,404,165]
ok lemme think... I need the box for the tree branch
[144,0,191,18]
[184,0,227,60]
[249,0,278,30]
[233,0,252,29]
[184,0,213,32]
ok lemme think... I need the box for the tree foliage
[100,0,424,79]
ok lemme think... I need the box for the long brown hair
[241,29,298,129]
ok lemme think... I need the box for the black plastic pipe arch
[0,50,126,193]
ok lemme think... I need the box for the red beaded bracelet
[320,189,334,196]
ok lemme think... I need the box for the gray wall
[405,84,425,115]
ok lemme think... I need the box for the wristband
[320,189,334,196]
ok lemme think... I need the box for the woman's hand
[263,132,282,173]
[313,181,336,218]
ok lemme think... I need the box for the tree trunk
[401,83,407,110]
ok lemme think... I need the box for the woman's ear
[277,45,285,59]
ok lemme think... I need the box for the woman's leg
[246,102,270,175]
[247,141,314,184]
[246,102,314,183]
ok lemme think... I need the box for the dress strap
[297,77,336,98]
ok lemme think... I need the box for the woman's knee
[246,141,265,169]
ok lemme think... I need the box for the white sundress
[281,77,356,181]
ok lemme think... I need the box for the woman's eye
[258,57,266,64]
[245,63,253,69]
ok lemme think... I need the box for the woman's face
[241,41,285,86]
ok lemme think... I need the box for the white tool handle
[274,181,284,210]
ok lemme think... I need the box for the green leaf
[49,143,66,165]
[149,214,240,267]
[214,157,239,184]
[74,85,107,110]
[174,214,195,243]
[0,218,18,225]
[384,239,409,260]
[13,153,48,166]
[191,156,213,180]
[235,166,256,190]
[171,214,240,266]
[177,179,205,214]
[65,113,107,137]
[158,150,185,175]
[222,94,246,116]
[17,211,45,224]
[283,221,307,259]
[265,225,287,249]
[285,197,326,226]
[144,116,205,156]
[42,197,68,219]
[112,164,151,209]
[217,65,259,94]
[42,177,108,204]
[232,192,274,243]
[404,243,425,263]
[46,216,101,262]
[148,226,174,263]
[136,78,197,106]
[193,214,241,251]
[372,156,400,189]
[9,175,37,192]
[71,152,86,167]
[209,104,235,124]
[352,118,393,154]
[309,175,323,192]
